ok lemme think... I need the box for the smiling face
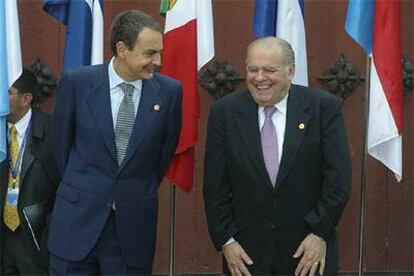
[114,27,163,81]
[246,43,295,107]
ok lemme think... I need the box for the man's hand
[222,241,253,276]
[293,233,326,276]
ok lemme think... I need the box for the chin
[141,72,154,79]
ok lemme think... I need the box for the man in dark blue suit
[48,10,182,275]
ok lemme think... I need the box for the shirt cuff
[222,237,236,248]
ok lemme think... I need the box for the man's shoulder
[291,84,340,104]
[214,90,250,107]
[31,109,49,124]
[153,72,181,87]
[31,110,51,138]
[208,90,251,116]
[217,90,249,102]
[63,64,107,81]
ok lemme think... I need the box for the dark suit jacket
[47,64,182,268]
[0,110,60,271]
[203,85,351,274]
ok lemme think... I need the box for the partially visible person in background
[0,60,59,275]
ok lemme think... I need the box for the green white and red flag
[160,0,214,192]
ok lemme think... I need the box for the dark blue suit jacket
[47,64,182,268]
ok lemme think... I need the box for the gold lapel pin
[298,123,305,130]
[153,104,160,111]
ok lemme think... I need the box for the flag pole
[168,182,176,276]
[358,55,372,276]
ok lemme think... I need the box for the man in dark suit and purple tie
[48,10,182,275]
[203,37,351,276]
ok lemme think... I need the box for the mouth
[145,67,154,73]
[256,85,271,90]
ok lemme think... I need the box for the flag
[0,0,22,162]
[253,0,308,86]
[346,0,403,181]
[43,0,104,72]
[161,0,214,192]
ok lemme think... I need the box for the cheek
[9,98,17,108]
[246,76,256,87]
[144,58,156,67]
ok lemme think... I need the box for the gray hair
[247,37,295,67]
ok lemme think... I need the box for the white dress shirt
[108,57,143,129]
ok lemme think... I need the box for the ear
[22,92,33,107]
[287,65,296,81]
[116,41,128,58]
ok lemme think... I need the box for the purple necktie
[261,106,279,185]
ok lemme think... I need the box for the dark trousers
[50,212,151,275]
[1,223,48,275]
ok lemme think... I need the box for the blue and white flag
[0,0,22,162]
[43,0,104,72]
[253,0,308,86]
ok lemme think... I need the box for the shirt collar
[258,92,289,116]
[8,108,32,137]
[108,57,143,92]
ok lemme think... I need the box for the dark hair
[109,10,162,56]
[12,59,57,107]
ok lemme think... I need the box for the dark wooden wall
[18,0,413,274]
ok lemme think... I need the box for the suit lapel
[234,92,274,193]
[275,85,311,190]
[0,160,8,207]
[20,141,34,190]
[120,78,161,169]
[20,111,43,189]
[86,67,117,161]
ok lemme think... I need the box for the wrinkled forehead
[246,45,285,67]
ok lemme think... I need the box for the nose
[255,70,266,82]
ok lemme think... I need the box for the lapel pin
[298,123,305,130]
[153,104,160,111]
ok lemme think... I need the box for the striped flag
[253,0,308,86]
[0,0,22,162]
[346,0,403,181]
[160,0,214,192]
[43,0,104,72]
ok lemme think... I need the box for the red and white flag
[346,0,403,182]
[368,1,403,181]
[161,0,214,191]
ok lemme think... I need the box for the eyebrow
[247,65,282,69]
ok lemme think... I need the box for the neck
[7,108,30,124]
[113,57,134,82]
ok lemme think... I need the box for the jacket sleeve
[203,101,239,250]
[49,72,76,177]
[304,95,352,240]
[156,81,182,184]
